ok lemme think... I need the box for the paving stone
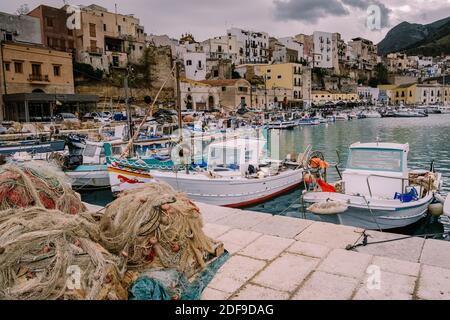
[317,249,372,278]
[372,255,420,277]
[215,211,272,229]
[416,264,450,300]
[201,288,231,300]
[217,229,262,254]
[208,255,267,294]
[420,238,450,269]
[295,222,363,249]
[239,235,294,260]
[253,253,319,292]
[203,223,232,239]
[250,216,313,239]
[353,271,416,300]
[232,284,289,300]
[356,231,425,263]
[292,271,359,300]
[197,203,240,223]
[287,241,331,259]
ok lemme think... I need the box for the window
[4,62,10,71]
[103,24,107,32]
[45,17,54,27]
[118,25,121,33]
[214,70,219,77]
[53,65,61,77]
[347,148,402,172]
[277,75,282,79]
[89,23,96,37]
[4,33,13,41]
[222,87,226,92]
[14,62,23,74]
[186,60,192,66]
[90,40,97,49]
[31,64,41,76]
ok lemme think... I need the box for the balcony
[28,74,49,83]
[87,47,103,55]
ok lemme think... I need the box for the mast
[175,61,182,139]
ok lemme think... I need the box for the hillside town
[0,3,448,122]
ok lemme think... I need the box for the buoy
[308,200,348,215]
[429,203,444,217]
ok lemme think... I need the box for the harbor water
[81,114,450,237]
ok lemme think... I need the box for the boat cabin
[342,142,409,198]
[82,140,125,165]
[207,138,266,174]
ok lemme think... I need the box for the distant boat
[393,110,428,118]
[437,106,450,114]
[362,111,382,118]
[335,114,348,121]
[266,121,296,129]
[0,139,65,155]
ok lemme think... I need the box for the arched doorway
[208,96,214,110]
[32,88,45,93]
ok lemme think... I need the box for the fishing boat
[393,109,428,118]
[362,110,382,118]
[302,142,442,230]
[438,106,450,114]
[266,120,296,129]
[106,138,305,207]
[297,118,320,126]
[335,114,348,121]
[0,139,65,156]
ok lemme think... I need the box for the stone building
[0,11,42,45]
[28,5,75,53]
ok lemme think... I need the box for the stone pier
[197,203,450,300]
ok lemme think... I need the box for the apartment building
[73,4,147,72]
[227,28,269,64]
[278,37,304,62]
[348,37,378,71]
[184,52,207,81]
[202,35,240,64]
[0,42,75,121]
[313,31,333,69]
[28,5,75,53]
[0,11,42,45]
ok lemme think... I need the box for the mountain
[377,16,450,56]
[404,20,450,56]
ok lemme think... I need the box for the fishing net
[129,251,230,300]
[0,162,86,215]
[98,183,218,276]
[0,207,133,300]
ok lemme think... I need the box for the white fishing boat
[393,109,427,118]
[302,142,442,230]
[438,106,450,114]
[335,114,348,121]
[266,120,296,129]
[106,138,304,207]
[362,110,382,118]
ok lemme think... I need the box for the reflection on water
[81,115,450,237]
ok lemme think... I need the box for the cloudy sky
[2,0,450,43]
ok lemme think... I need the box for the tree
[374,63,389,86]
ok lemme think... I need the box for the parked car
[83,112,111,123]
[55,113,79,123]
[113,112,128,121]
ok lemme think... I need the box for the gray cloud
[341,0,392,28]
[273,0,349,23]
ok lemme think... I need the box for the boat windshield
[347,148,403,172]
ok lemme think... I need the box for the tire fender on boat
[307,200,349,215]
